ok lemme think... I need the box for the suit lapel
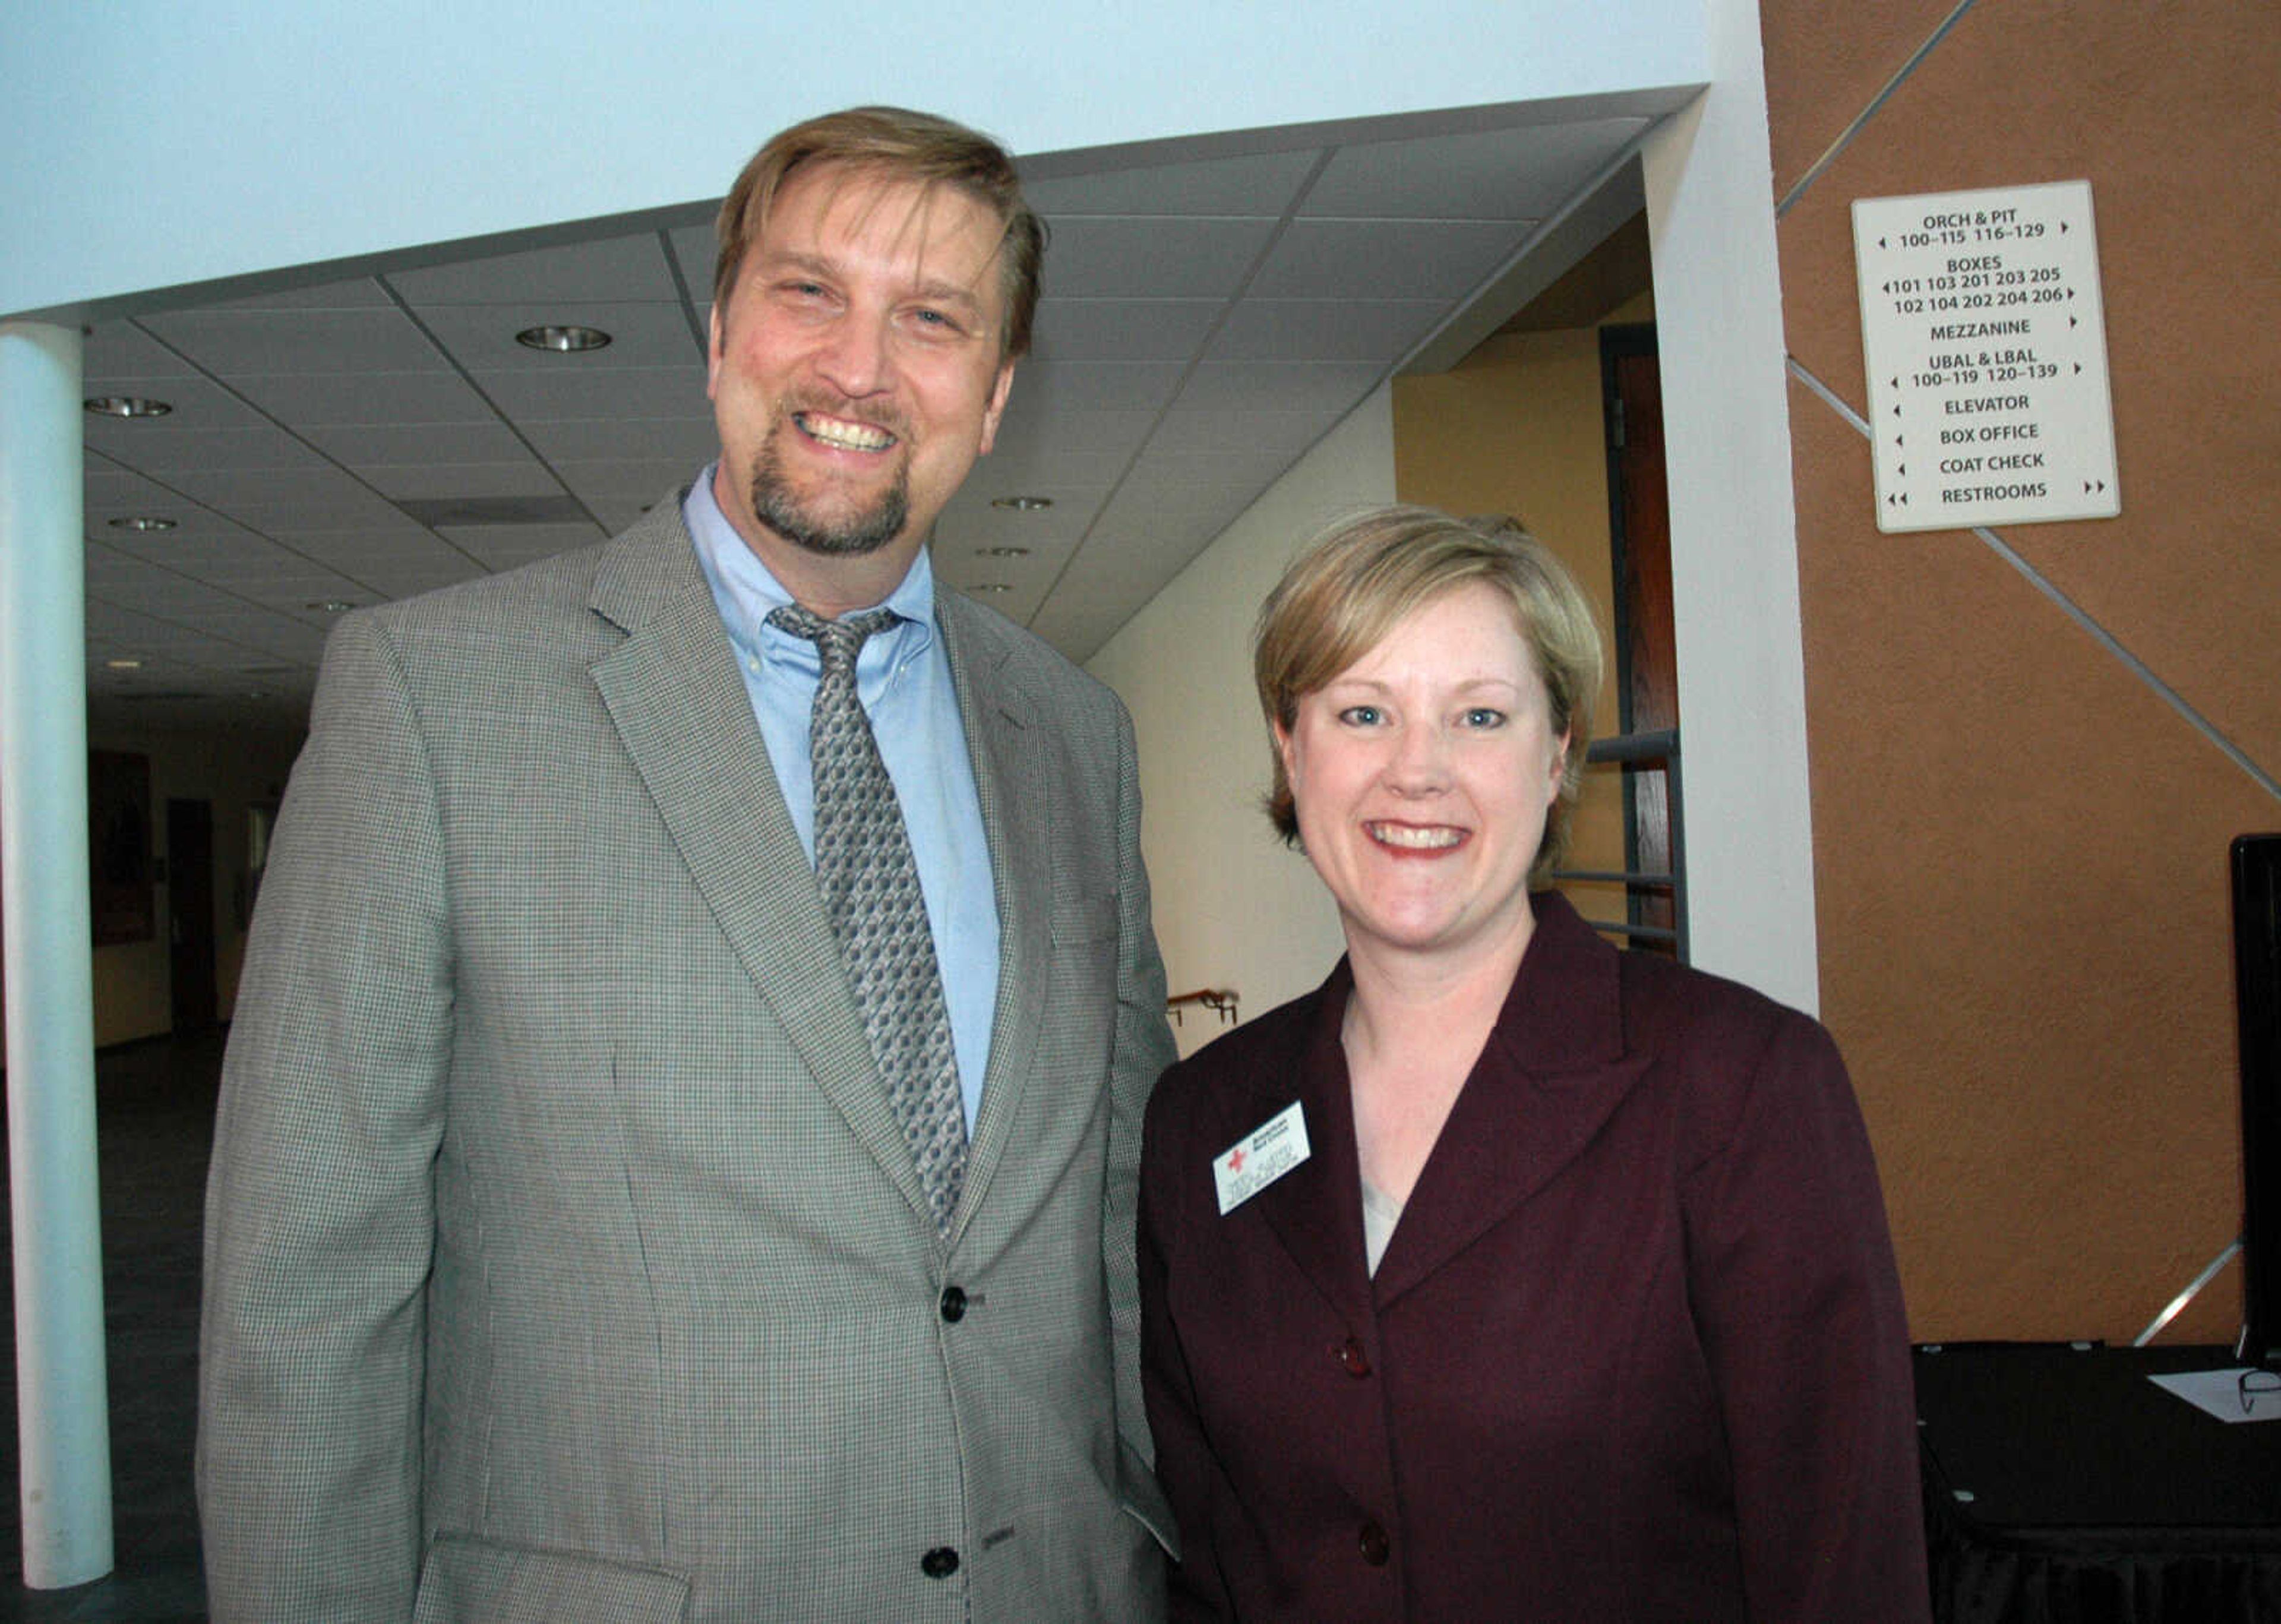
[585,510,934,1223]
[935,593,1049,1234]
[1234,966,1379,1329]
[1370,893,1643,1308]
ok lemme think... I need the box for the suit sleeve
[1679,1010,1931,1623]
[197,612,453,1620]
[1104,700,1180,1546]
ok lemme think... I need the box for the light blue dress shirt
[684,469,1000,1127]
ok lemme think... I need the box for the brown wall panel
[1764,0,2281,1341]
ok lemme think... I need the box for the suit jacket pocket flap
[1051,892,1120,944]
[413,1533,691,1623]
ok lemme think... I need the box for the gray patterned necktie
[767,602,968,1237]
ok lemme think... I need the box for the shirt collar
[683,461,938,669]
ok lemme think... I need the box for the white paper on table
[2147,1367,2281,1424]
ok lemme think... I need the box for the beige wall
[1088,391,1395,1059]
[1,728,302,1049]
[1763,0,2280,1342]
[1392,292,1654,936]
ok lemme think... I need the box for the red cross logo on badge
[1225,1147,1246,1173]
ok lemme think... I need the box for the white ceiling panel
[142,307,451,377]
[470,365,709,421]
[200,277,396,312]
[225,369,498,426]
[415,302,704,373]
[358,460,563,501]
[388,233,684,305]
[519,416,718,465]
[1036,217,1279,300]
[83,323,206,381]
[1171,361,1390,413]
[1252,218,1534,301]
[301,420,533,467]
[164,465,392,511]
[82,374,274,433]
[1027,298,1225,362]
[1150,407,1346,457]
[1206,299,1445,363]
[1025,149,1322,217]
[83,424,331,475]
[1009,360,1187,417]
[1304,118,1650,219]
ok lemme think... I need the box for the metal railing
[1553,726,1686,961]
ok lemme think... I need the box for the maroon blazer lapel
[1372,893,1650,1308]
[1204,962,1377,1329]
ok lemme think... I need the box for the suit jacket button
[1358,1520,1391,1566]
[1337,1336,1370,1376]
[921,1546,961,1579]
[939,1286,968,1323]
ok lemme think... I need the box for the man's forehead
[758,168,1007,289]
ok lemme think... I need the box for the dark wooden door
[1601,325,1679,953]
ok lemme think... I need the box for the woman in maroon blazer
[1139,506,1928,1622]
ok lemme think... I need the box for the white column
[0,318,115,1588]
[1639,0,1824,1015]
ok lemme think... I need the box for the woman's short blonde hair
[1253,504,1605,886]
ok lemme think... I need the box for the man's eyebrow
[752,248,990,314]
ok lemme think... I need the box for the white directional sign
[1852,180,2119,533]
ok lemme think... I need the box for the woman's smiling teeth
[1367,822,1463,851]
[798,411,896,451]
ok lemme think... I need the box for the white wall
[2,0,1706,319]
[1088,390,1394,1057]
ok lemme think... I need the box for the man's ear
[976,359,1017,455]
[704,304,725,400]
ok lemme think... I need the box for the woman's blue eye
[1339,705,1382,726]
[1464,707,1506,728]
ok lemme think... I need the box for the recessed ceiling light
[971,583,1014,594]
[108,515,178,532]
[515,324,613,353]
[307,599,355,614]
[105,658,144,671]
[975,545,1031,558]
[990,495,1052,511]
[84,395,172,418]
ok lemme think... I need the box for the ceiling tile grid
[71,108,1666,732]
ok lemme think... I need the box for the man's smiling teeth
[1368,822,1462,851]
[798,412,895,451]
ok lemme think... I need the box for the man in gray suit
[198,106,1178,1620]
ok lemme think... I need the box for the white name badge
[1211,1100,1312,1215]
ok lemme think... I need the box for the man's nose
[813,310,894,396]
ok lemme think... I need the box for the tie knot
[767,604,901,674]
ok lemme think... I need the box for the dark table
[1915,1341,2281,1623]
